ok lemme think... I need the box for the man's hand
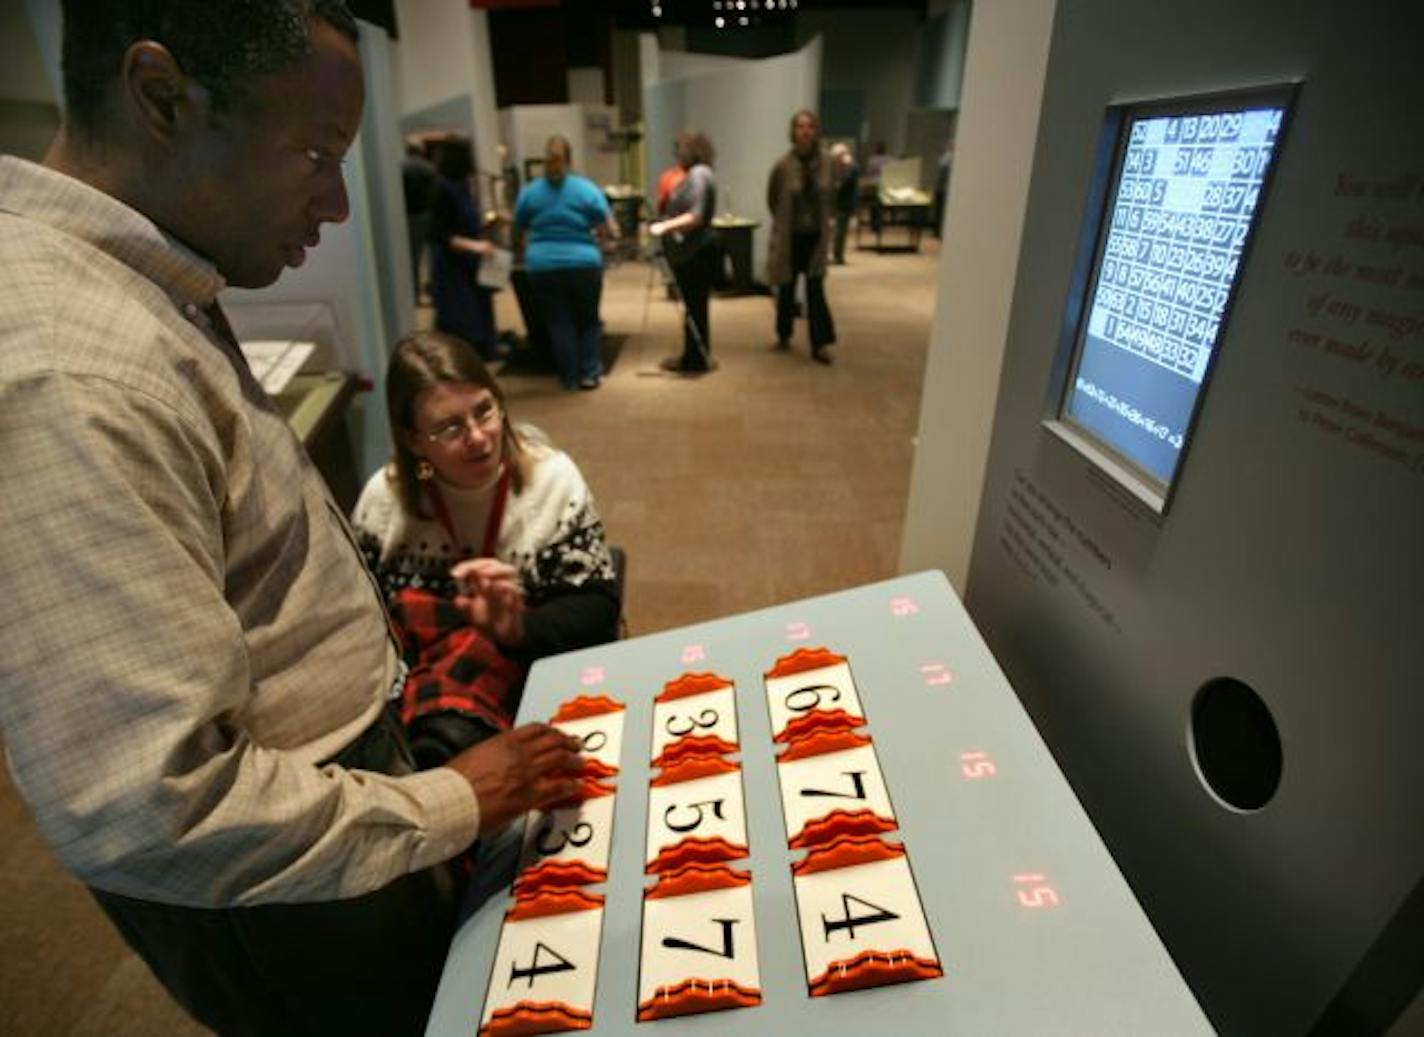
[444,723,584,835]
[450,558,526,646]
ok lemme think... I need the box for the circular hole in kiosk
[1188,677,1282,812]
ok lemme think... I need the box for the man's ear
[122,41,205,145]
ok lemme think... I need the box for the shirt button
[182,303,199,319]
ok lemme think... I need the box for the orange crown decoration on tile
[808,948,944,998]
[550,694,626,722]
[646,835,749,876]
[644,861,752,900]
[764,646,848,678]
[480,999,593,1037]
[788,808,899,851]
[637,976,763,1023]
[655,672,735,702]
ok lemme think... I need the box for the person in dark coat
[402,141,437,294]
[429,137,503,362]
[767,110,837,364]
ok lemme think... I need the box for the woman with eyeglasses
[352,330,621,768]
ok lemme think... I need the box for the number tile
[790,837,942,997]
[479,900,603,1036]
[763,648,866,741]
[638,874,761,1021]
[645,767,749,875]
[651,684,739,764]
[775,740,898,849]
[551,708,626,777]
[516,794,617,895]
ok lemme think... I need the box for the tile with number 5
[645,761,748,874]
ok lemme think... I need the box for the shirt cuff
[403,766,481,872]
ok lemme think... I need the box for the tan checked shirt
[0,157,478,907]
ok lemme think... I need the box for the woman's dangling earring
[416,459,434,481]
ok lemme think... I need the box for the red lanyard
[427,465,511,559]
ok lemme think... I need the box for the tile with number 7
[791,836,943,997]
[764,647,866,742]
[637,864,762,1021]
[776,733,898,849]
[478,894,603,1036]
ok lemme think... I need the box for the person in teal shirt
[515,137,617,390]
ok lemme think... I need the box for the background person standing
[515,136,617,390]
[650,130,718,375]
[430,137,504,362]
[767,109,837,364]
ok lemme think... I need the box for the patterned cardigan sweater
[352,430,620,664]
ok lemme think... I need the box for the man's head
[56,0,364,289]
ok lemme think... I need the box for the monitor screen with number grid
[1057,90,1294,509]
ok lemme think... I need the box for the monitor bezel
[1044,84,1300,515]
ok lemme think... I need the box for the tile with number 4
[478,897,603,1037]
[791,836,942,997]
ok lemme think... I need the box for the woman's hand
[450,558,526,646]
[648,220,667,238]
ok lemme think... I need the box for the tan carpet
[0,238,939,1034]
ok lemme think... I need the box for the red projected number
[681,644,706,664]
[890,596,920,616]
[959,751,996,779]
[1013,873,1060,909]
[920,663,952,687]
[580,666,605,686]
[785,621,811,641]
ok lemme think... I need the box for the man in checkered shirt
[0,3,582,1034]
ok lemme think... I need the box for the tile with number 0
[776,736,897,848]
[637,864,762,1021]
[478,898,604,1037]
[550,695,626,776]
[763,647,866,741]
[645,760,749,874]
[790,836,942,997]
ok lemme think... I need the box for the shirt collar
[0,155,226,309]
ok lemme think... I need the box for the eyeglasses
[423,398,502,445]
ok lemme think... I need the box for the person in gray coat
[767,109,837,364]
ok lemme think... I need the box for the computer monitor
[1049,88,1295,512]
